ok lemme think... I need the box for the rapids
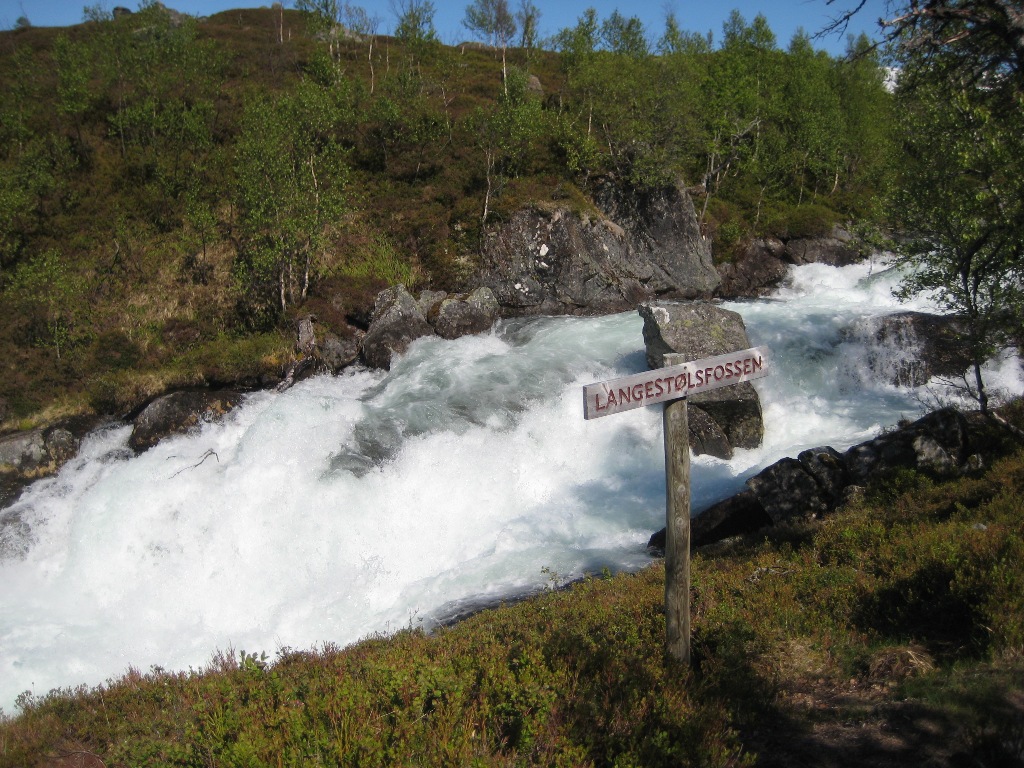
[1,258,1022,713]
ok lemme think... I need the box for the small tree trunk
[501,46,508,98]
[369,37,375,94]
[482,149,494,230]
[279,265,287,312]
[974,361,989,415]
[302,249,311,301]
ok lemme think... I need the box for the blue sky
[0,0,891,56]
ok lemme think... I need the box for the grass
[2,416,1023,766]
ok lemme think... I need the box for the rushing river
[2,259,1022,712]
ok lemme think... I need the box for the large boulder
[477,181,720,315]
[129,390,243,452]
[785,231,862,267]
[432,287,500,340]
[318,332,362,372]
[844,407,970,482]
[841,311,973,387]
[648,407,979,552]
[0,416,104,507]
[360,285,435,370]
[715,238,790,298]
[0,426,80,478]
[648,489,772,554]
[746,446,850,524]
[639,301,764,456]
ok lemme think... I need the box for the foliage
[2,249,87,360]
[233,78,352,321]
[392,0,437,44]
[0,4,896,423]
[888,0,1024,413]
[463,0,516,51]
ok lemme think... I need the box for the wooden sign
[583,346,770,419]
[583,346,771,665]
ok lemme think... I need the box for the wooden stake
[662,352,691,664]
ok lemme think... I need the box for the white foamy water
[1,259,1021,712]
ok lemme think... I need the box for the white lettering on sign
[582,346,770,419]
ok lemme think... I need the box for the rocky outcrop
[648,407,977,553]
[841,311,972,387]
[129,390,243,453]
[360,285,436,370]
[716,238,790,298]
[639,301,764,458]
[360,285,501,370]
[716,226,866,299]
[785,229,862,267]
[844,407,970,483]
[0,426,81,478]
[432,287,501,340]
[0,416,104,507]
[746,446,852,523]
[477,181,719,315]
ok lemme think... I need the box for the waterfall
[1,258,1021,713]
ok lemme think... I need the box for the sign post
[583,346,770,664]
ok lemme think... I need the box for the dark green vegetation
[3,408,1024,765]
[886,0,1024,414]
[0,2,894,426]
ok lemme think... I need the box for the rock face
[0,416,104,507]
[785,231,862,266]
[0,426,80,477]
[648,407,977,553]
[360,285,501,369]
[716,238,790,298]
[129,390,243,453]
[746,446,851,523]
[842,311,973,387]
[716,226,866,298]
[477,181,720,315]
[639,301,764,458]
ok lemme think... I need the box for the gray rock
[649,408,980,551]
[715,238,789,298]
[417,290,448,318]
[296,315,317,355]
[745,446,850,524]
[747,457,829,523]
[648,489,772,553]
[690,382,763,450]
[360,285,434,370]
[785,227,862,266]
[318,332,362,372]
[638,301,753,369]
[433,287,500,340]
[797,446,850,507]
[0,426,81,476]
[129,390,243,453]
[844,407,969,482]
[478,181,719,315]
[638,300,764,454]
[0,430,48,473]
[842,311,972,387]
[687,406,733,460]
